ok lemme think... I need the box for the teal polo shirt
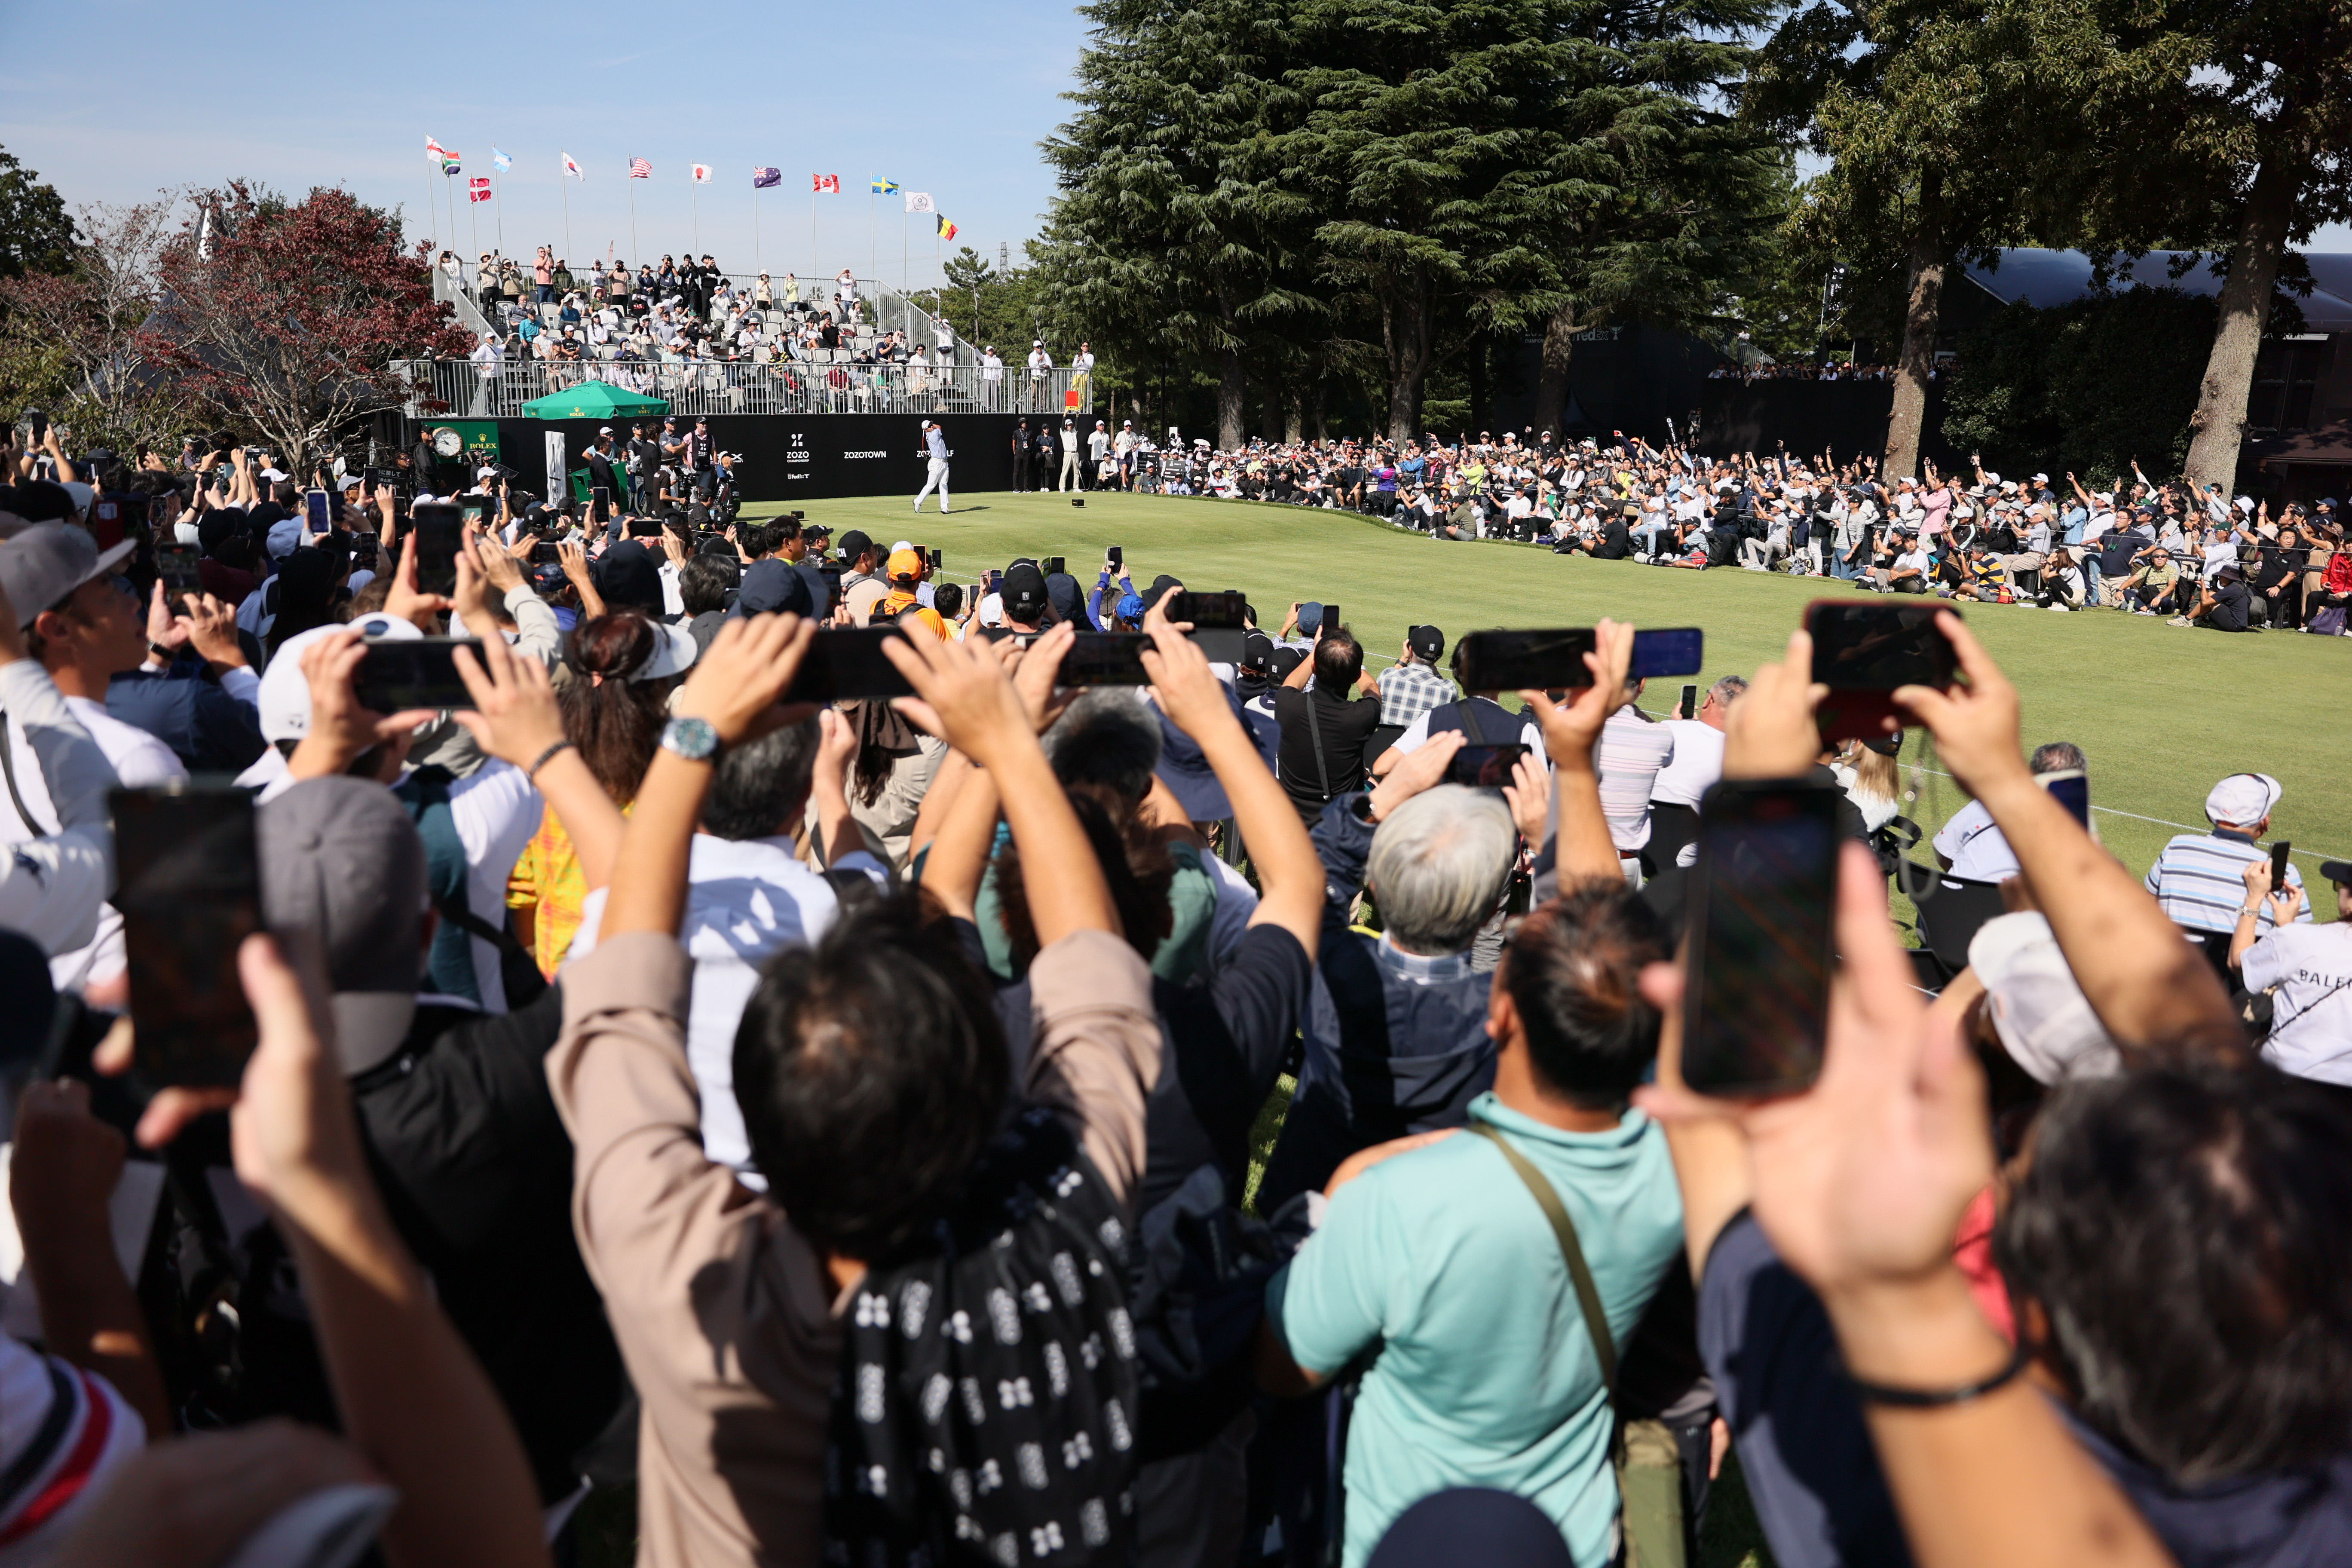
[1269,1093,1683,1567]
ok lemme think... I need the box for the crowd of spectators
[0,414,2347,1568]
[446,248,983,383]
[1103,426,2349,635]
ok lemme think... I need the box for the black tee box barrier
[483,413,1022,503]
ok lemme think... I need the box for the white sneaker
[2046,603,2072,612]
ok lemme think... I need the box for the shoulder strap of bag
[1469,1121,1617,1393]
[1301,688,1334,801]
[0,714,58,838]
[1458,698,1489,747]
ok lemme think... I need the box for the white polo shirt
[2240,922,2352,1085]
[1932,797,2017,883]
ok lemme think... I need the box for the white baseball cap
[1968,912,2118,1085]
[2204,772,2282,827]
[257,616,423,742]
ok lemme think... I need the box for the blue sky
[0,0,1088,291]
[3,0,2344,288]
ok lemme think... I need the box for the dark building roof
[1963,249,2352,334]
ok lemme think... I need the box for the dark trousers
[1011,451,1031,491]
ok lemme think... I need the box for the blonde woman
[1834,737,1902,833]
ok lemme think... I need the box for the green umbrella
[518,379,669,420]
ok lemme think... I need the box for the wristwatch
[659,716,722,763]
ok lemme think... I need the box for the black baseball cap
[2320,860,2352,887]
[1408,625,1444,662]
[836,529,874,564]
[1001,562,1048,619]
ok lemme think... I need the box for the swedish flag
[872,178,900,195]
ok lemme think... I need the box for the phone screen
[2269,839,2293,891]
[1107,545,1123,571]
[2039,769,2091,830]
[1629,628,1704,680]
[591,485,612,519]
[785,627,915,701]
[460,502,487,531]
[1061,631,1153,687]
[1805,600,1958,739]
[1456,629,1598,692]
[116,786,261,1088]
[304,488,333,535]
[1806,600,1957,689]
[353,637,484,713]
[532,541,563,566]
[1678,683,1699,721]
[1167,591,1248,629]
[1446,742,1528,788]
[928,547,943,570]
[1681,781,1840,1099]
[1322,603,1340,633]
[156,542,204,598]
[410,502,464,595]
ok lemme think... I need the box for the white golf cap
[2204,772,2283,826]
[0,522,135,628]
[1968,912,2118,1085]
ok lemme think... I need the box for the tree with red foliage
[140,183,467,469]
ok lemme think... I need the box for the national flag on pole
[426,137,450,163]
[905,192,935,214]
[492,148,512,173]
[629,157,652,179]
[469,178,493,204]
[692,164,713,184]
[937,215,959,242]
[872,178,899,195]
[562,151,584,180]
[752,167,782,189]
[812,173,841,193]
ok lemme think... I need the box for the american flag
[812,173,840,194]
[629,158,651,180]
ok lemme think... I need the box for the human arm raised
[1519,616,1637,886]
[1895,612,2241,1060]
[1142,600,1320,958]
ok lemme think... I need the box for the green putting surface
[747,489,2349,910]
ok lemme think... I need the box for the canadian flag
[812,173,840,194]
[692,164,713,184]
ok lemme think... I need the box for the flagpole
[869,184,876,288]
[753,185,762,273]
[901,208,908,298]
[493,170,504,253]
[468,181,479,268]
[810,183,817,279]
[424,162,436,249]
[443,170,455,261]
[692,179,700,254]
[628,175,639,268]
[561,161,572,263]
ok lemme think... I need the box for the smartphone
[532,540,563,565]
[156,542,204,599]
[116,786,261,1088]
[353,637,486,713]
[1446,742,1528,788]
[1107,545,1123,572]
[1678,683,1699,721]
[2038,768,2090,830]
[1322,603,1341,633]
[304,488,333,535]
[1455,628,1597,692]
[927,547,943,570]
[409,501,463,595]
[1042,556,1066,579]
[591,484,612,519]
[1167,590,1248,630]
[459,501,488,533]
[1061,631,1153,686]
[785,626,915,701]
[2269,839,2293,893]
[1630,628,1704,680]
[1681,780,1841,1098]
[1805,600,1958,739]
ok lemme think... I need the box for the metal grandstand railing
[394,358,1093,420]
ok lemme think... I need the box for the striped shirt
[1376,661,1458,728]
[1598,709,1675,851]
[2143,830,2311,935]
[0,1336,144,1553]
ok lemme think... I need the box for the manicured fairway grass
[753,487,2348,906]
